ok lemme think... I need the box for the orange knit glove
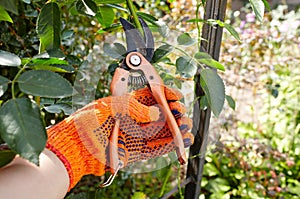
[46,86,193,190]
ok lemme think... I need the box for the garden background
[0,0,299,198]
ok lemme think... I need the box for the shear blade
[138,17,154,61]
[120,17,154,62]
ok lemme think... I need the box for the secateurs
[101,17,187,187]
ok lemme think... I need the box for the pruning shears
[101,17,186,187]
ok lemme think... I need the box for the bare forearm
[0,149,69,199]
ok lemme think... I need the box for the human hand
[46,86,193,190]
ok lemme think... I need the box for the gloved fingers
[101,95,160,123]
[139,132,194,161]
[163,86,183,101]
[111,114,193,166]
[116,129,145,166]
[177,116,193,134]
[135,100,187,125]
[131,86,183,106]
[139,116,192,140]
[108,95,187,124]
[169,101,187,118]
[107,130,194,168]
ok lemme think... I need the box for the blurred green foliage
[200,5,300,198]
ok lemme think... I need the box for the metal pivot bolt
[129,54,141,66]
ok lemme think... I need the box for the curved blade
[120,17,154,62]
[139,17,154,61]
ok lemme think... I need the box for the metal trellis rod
[160,0,227,198]
[184,0,227,198]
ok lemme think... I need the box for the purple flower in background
[240,20,246,29]
[246,13,256,23]
[279,21,290,33]
[279,20,300,33]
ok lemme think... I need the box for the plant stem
[196,2,202,50]
[11,63,28,99]
[177,164,183,198]
[126,0,143,35]
[159,165,172,197]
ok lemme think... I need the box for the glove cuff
[46,118,106,191]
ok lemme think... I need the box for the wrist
[46,118,106,190]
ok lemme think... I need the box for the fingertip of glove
[183,133,194,147]
[171,109,183,118]
[169,102,187,117]
[179,124,188,131]
[178,117,192,131]
[164,86,183,101]
[149,105,160,121]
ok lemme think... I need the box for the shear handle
[125,52,187,165]
[110,68,130,96]
[103,67,129,179]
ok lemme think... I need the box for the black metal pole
[184,0,227,198]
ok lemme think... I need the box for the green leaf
[67,55,82,66]
[99,23,122,33]
[0,98,47,165]
[173,78,182,89]
[46,48,65,58]
[200,69,225,117]
[131,192,147,199]
[18,70,73,98]
[105,4,128,12]
[287,179,300,196]
[177,33,196,46]
[28,57,68,65]
[0,0,18,15]
[194,51,212,60]
[207,19,240,42]
[0,50,21,67]
[36,2,61,52]
[94,0,125,3]
[148,21,169,38]
[0,6,13,23]
[175,57,197,78]
[0,149,16,168]
[207,178,231,193]
[261,0,270,11]
[30,64,74,73]
[22,0,31,4]
[152,44,173,63]
[137,12,158,24]
[186,18,205,23]
[26,58,74,73]
[157,22,169,38]
[176,57,187,72]
[194,52,225,71]
[96,6,114,27]
[161,72,176,83]
[225,95,235,110]
[200,95,209,109]
[62,30,74,40]
[223,23,241,42]
[108,61,119,76]
[203,162,220,176]
[76,0,98,16]
[0,75,10,97]
[44,103,73,115]
[249,0,265,22]
[65,192,90,199]
[103,42,126,59]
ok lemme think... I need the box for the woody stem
[126,0,143,36]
